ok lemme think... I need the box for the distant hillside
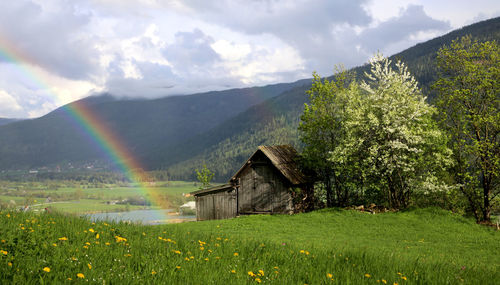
[0,80,308,170]
[0,118,23,126]
[162,17,500,181]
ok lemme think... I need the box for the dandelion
[248,271,256,277]
[231,269,236,273]
[184,257,190,261]
[274,266,279,269]
[204,258,209,261]
[96,234,99,239]
[58,237,68,241]
[67,278,72,281]
[124,254,132,257]
[173,250,181,254]
[300,250,305,254]
[176,266,181,269]
[43,267,51,272]
[401,276,407,280]
[393,283,399,285]
[215,256,221,260]
[255,278,262,283]
[8,262,12,267]
[327,273,333,278]
[115,236,127,243]
[151,270,157,275]
[199,247,204,251]
[234,252,239,256]
[0,250,7,255]
[190,256,194,259]
[77,273,85,279]
[85,242,91,246]
[89,228,95,233]
[208,249,213,253]
[6,214,10,218]
[71,257,77,261]
[52,243,57,247]
[87,263,92,270]
[105,242,110,246]
[142,232,146,236]
[365,273,371,278]
[382,279,387,284]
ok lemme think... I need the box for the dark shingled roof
[231,145,308,185]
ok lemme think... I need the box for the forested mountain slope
[0,81,308,170]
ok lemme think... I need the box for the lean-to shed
[191,145,313,221]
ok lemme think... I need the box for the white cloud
[0,0,499,118]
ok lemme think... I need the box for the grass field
[0,181,197,214]
[0,208,498,284]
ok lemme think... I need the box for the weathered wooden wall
[237,152,293,214]
[195,188,237,221]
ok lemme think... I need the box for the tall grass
[0,208,498,284]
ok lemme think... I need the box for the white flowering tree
[340,54,453,208]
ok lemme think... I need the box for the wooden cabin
[191,145,312,221]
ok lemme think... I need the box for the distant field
[0,208,498,284]
[0,181,197,214]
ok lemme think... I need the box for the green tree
[433,36,500,222]
[300,55,452,209]
[299,67,358,207]
[195,164,215,190]
[346,54,452,208]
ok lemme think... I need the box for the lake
[87,209,196,225]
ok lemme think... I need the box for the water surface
[87,209,196,225]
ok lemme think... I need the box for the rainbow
[0,36,173,223]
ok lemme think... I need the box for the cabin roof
[191,183,233,196]
[231,145,307,185]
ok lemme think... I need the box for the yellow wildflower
[43,267,51,272]
[58,237,68,241]
[190,256,194,259]
[6,214,10,218]
[87,263,92,270]
[300,250,305,254]
[248,271,255,277]
[115,236,127,243]
[394,283,399,285]
[142,232,146,236]
[96,234,99,239]
[255,278,262,283]
[89,228,95,233]
[0,250,7,255]
[8,262,12,267]
[365,274,371,278]
[71,257,77,261]
[327,273,333,278]
[173,250,181,254]
[199,247,204,251]
[151,270,157,275]
[231,269,236,273]
[234,252,239,256]
[77,273,85,279]
[105,242,110,246]
[85,242,91,246]
[382,279,387,284]
[52,243,57,247]
[401,276,407,280]
[67,278,72,281]
[204,258,209,261]
[215,256,221,259]
[208,249,213,253]
[176,266,181,269]
[184,257,189,261]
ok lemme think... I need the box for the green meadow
[0,180,197,214]
[0,208,498,284]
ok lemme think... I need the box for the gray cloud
[359,5,451,54]
[0,1,99,80]
[162,29,221,73]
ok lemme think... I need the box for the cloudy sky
[0,0,498,118]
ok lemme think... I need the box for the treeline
[0,170,170,184]
[299,37,499,223]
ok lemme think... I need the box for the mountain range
[0,17,499,181]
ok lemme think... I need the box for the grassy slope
[0,208,498,284]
